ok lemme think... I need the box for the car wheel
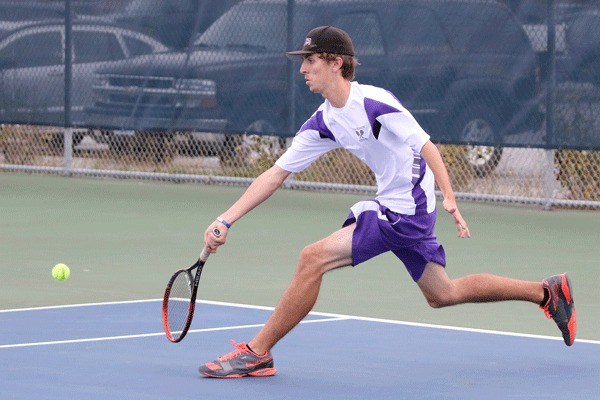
[143,131,176,163]
[242,118,283,162]
[222,109,283,164]
[50,129,86,152]
[452,105,503,177]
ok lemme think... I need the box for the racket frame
[162,229,219,343]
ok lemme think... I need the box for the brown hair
[317,53,359,80]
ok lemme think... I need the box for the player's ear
[332,56,343,72]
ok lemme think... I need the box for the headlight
[175,78,216,95]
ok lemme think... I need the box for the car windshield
[441,4,531,54]
[194,3,286,52]
[123,0,194,17]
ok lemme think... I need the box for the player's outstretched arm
[420,140,471,238]
[204,165,292,252]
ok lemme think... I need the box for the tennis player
[199,26,577,378]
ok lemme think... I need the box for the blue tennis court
[1,300,598,399]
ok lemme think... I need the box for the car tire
[451,105,503,177]
[144,131,176,163]
[50,130,86,153]
[221,107,283,164]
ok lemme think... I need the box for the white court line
[1,299,598,346]
[0,299,159,313]
[0,316,349,349]
[199,299,600,345]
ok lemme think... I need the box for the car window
[195,3,286,51]
[122,36,154,56]
[442,4,530,54]
[0,31,62,67]
[333,12,384,56]
[0,4,64,21]
[390,6,448,54]
[74,31,124,63]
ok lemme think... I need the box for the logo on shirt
[354,125,371,142]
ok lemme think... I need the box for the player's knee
[425,297,445,309]
[423,291,457,309]
[297,243,327,277]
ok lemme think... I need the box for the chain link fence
[2,124,598,208]
[1,0,599,209]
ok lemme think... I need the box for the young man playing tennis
[199,26,576,378]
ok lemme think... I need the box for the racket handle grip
[199,246,211,262]
[199,228,220,262]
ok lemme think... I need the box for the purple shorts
[343,200,446,282]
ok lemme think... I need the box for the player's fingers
[211,227,227,245]
[452,211,471,238]
[459,222,471,238]
[205,223,228,250]
[458,224,471,238]
[206,234,220,248]
[204,230,219,250]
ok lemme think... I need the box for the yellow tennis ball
[52,263,70,281]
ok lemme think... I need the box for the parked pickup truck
[85,0,543,174]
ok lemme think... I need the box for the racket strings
[166,271,195,335]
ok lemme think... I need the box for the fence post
[286,0,296,135]
[285,0,297,187]
[63,128,73,175]
[544,0,556,210]
[63,0,73,176]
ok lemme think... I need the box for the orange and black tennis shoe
[540,273,577,346]
[199,340,276,378]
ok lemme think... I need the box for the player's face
[300,54,335,95]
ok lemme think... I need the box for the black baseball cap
[286,26,355,59]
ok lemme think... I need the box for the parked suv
[85,0,542,174]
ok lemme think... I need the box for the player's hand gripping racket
[162,228,220,343]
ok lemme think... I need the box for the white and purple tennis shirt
[276,82,445,280]
[276,81,435,216]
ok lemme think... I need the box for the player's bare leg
[199,225,355,378]
[248,224,355,355]
[417,262,544,307]
[416,262,576,345]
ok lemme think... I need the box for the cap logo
[304,38,312,46]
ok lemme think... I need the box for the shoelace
[218,340,249,362]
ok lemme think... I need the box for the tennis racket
[162,228,220,343]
